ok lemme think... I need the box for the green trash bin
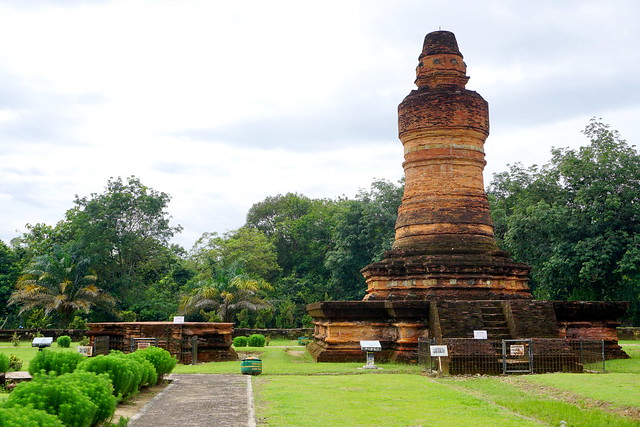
[241,357,262,375]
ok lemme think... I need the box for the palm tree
[179,268,272,323]
[9,246,115,326]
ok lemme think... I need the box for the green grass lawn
[255,374,541,426]
[2,339,640,425]
[173,345,422,375]
[522,372,640,408]
[440,376,640,427]
[265,339,301,346]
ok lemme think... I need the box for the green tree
[189,227,279,280]
[324,179,403,300]
[246,193,333,278]
[179,268,272,323]
[254,308,274,328]
[67,176,182,299]
[0,240,21,323]
[488,119,640,324]
[9,246,115,326]
[275,299,296,329]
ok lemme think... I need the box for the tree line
[0,119,638,328]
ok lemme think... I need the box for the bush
[76,353,142,400]
[28,349,84,376]
[0,405,63,426]
[0,353,9,373]
[129,353,158,387]
[133,346,177,383]
[56,335,72,348]
[79,336,90,346]
[233,336,248,347]
[248,334,266,347]
[60,371,117,425]
[68,316,88,330]
[9,354,23,371]
[6,375,97,427]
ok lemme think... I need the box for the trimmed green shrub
[134,346,177,383]
[56,335,72,348]
[59,371,117,425]
[233,336,248,347]
[0,353,9,373]
[6,375,97,427]
[28,349,84,375]
[76,353,142,400]
[129,353,158,387]
[248,334,266,347]
[0,405,64,426]
[79,336,90,346]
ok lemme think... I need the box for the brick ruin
[87,322,238,364]
[307,31,628,365]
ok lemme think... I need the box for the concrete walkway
[129,374,256,427]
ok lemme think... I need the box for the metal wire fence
[419,338,606,375]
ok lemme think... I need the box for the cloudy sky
[1,0,639,248]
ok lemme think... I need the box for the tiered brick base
[307,300,628,363]
[362,250,531,301]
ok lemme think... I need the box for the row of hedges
[0,346,177,426]
[233,334,267,347]
[233,328,313,340]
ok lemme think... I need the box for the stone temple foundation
[307,31,628,365]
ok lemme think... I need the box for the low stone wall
[618,327,640,340]
[0,329,87,342]
[233,328,313,340]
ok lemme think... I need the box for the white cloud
[0,0,639,249]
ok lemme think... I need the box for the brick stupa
[307,31,628,364]
[361,30,531,301]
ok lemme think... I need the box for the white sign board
[31,337,53,347]
[77,346,93,357]
[360,340,382,352]
[510,345,525,356]
[430,345,448,357]
[173,316,185,324]
[473,330,488,340]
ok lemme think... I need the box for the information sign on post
[429,345,448,373]
[31,337,53,349]
[360,340,381,369]
[429,345,448,357]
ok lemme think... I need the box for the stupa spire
[415,30,469,89]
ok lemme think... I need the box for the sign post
[31,337,53,351]
[429,345,448,373]
[360,340,382,369]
